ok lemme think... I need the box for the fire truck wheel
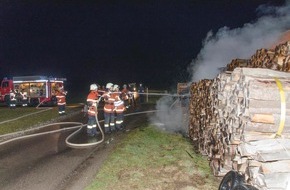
[218,170,244,190]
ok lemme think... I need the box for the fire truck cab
[0,76,67,106]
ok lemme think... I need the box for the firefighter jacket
[20,91,28,100]
[10,91,16,101]
[87,91,99,103]
[56,91,66,105]
[114,93,125,113]
[103,91,115,113]
[87,91,99,116]
[88,105,97,117]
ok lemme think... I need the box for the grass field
[0,105,80,135]
[86,125,220,190]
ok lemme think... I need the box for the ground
[0,105,220,190]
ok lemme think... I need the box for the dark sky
[0,0,285,94]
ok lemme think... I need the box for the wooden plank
[256,172,290,189]
[250,113,274,124]
[250,113,290,126]
[243,131,290,142]
[245,122,290,133]
[256,151,290,162]
[247,99,290,112]
[238,139,290,161]
[247,84,290,101]
[239,67,290,79]
[260,160,290,174]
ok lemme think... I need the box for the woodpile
[189,41,290,189]
[226,41,290,72]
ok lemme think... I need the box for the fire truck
[0,76,67,106]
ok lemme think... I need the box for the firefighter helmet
[106,83,113,89]
[58,86,64,91]
[90,83,98,91]
[113,84,119,91]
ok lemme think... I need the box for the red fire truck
[0,76,67,106]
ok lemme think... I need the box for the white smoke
[150,95,189,136]
[190,1,290,82]
[150,1,290,136]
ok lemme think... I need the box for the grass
[0,106,79,135]
[86,125,220,190]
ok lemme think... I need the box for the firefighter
[103,83,115,134]
[98,85,106,96]
[20,89,28,107]
[128,84,136,108]
[138,83,145,104]
[55,86,67,115]
[86,83,100,137]
[9,90,17,109]
[113,84,126,131]
[121,84,130,109]
[14,90,22,105]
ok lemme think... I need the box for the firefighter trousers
[104,112,115,133]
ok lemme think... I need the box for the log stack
[189,41,290,189]
[189,79,213,153]
[226,41,290,72]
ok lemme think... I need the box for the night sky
[0,0,286,97]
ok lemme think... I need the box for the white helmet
[90,84,98,91]
[113,84,119,91]
[106,83,113,89]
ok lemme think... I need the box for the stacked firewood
[226,41,290,72]
[231,68,290,189]
[189,79,213,152]
[189,41,290,189]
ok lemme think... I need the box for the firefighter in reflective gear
[128,84,136,108]
[103,83,115,133]
[55,86,67,115]
[97,85,106,96]
[138,83,145,103]
[9,90,17,109]
[121,84,130,109]
[20,89,28,107]
[86,83,100,137]
[113,84,126,131]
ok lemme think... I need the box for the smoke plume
[190,1,290,82]
[150,1,290,136]
[149,95,189,136]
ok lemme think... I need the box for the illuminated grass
[0,106,78,135]
[86,125,219,190]
[0,107,40,121]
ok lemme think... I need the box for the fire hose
[0,92,189,148]
[65,93,188,149]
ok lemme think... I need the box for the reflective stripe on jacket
[103,91,115,113]
[56,91,66,105]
